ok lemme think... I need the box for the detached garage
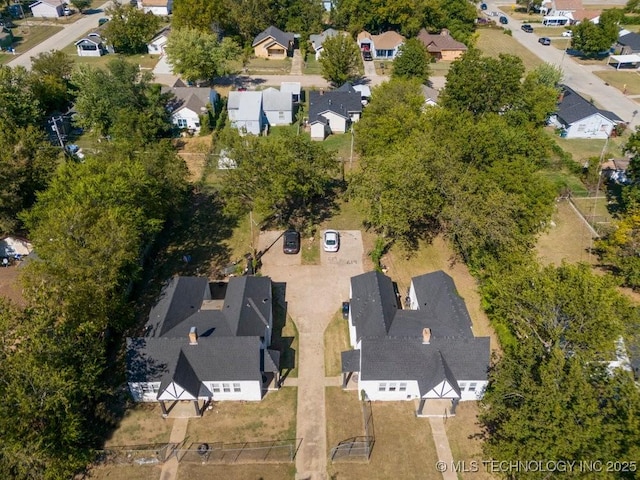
[30,0,64,18]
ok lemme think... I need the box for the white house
[280,82,301,103]
[147,26,170,55]
[163,87,218,133]
[126,276,280,416]
[341,271,490,416]
[137,0,172,15]
[549,85,623,139]
[75,34,109,57]
[542,0,600,25]
[0,236,32,258]
[309,28,341,60]
[29,0,64,18]
[357,30,405,59]
[308,84,362,140]
[227,91,266,136]
[262,87,293,126]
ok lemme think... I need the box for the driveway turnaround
[258,230,364,480]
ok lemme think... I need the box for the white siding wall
[310,122,327,140]
[129,382,161,402]
[457,380,488,401]
[359,379,420,401]
[230,119,262,136]
[408,281,419,310]
[31,3,62,17]
[265,109,292,126]
[140,5,171,15]
[566,113,615,139]
[172,108,201,132]
[77,46,102,57]
[322,111,347,133]
[202,380,262,401]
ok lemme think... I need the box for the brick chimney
[189,326,198,345]
[422,328,431,344]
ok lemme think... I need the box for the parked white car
[323,230,340,253]
[562,30,573,37]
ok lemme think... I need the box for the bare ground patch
[0,265,25,306]
[173,136,212,183]
[177,463,295,479]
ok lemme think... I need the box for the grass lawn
[324,310,350,377]
[326,387,440,480]
[323,132,355,164]
[301,236,320,264]
[185,387,297,443]
[538,169,589,197]
[104,404,174,447]
[444,402,497,480]
[272,291,299,379]
[303,54,322,75]
[244,57,291,74]
[536,200,598,266]
[86,465,161,479]
[531,26,571,37]
[551,130,628,164]
[498,7,543,22]
[178,464,295,479]
[476,28,543,70]
[430,60,452,76]
[571,195,614,225]
[0,25,63,64]
[594,70,640,96]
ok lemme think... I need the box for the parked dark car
[342,302,350,319]
[499,16,508,24]
[521,24,534,33]
[283,229,300,254]
[480,2,487,10]
[362,50,373,61]
[539,37,551,46]
[98,17,109,26]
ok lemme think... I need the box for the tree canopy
[319,33,361,86]
[571,10,621,55]
[102,3,161,54]
[391,38,431,83]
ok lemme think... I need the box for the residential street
[487,0,640,129]
[7,2,112,69]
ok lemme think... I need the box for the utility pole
[349,126,354,169]
[50,116,65,149]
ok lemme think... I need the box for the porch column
[417,398,426,416]
[160,401,168,417]
[451,398,460,415]
[193,400,201,417]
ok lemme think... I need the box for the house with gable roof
[416,29,467,61]
[252,26,295,59]
[147,26,170,55]
[549,85,623,139]
[309,28,341,60]
[262,87,293,126]
[308,84,362,140]
[137,0,172,15]
[162,87,219,133]
[340,271,490,416]
[29,0,64,18]
[616,31,640,55]
[75,33,110,57]
[542,0,600,25]
[126,276,280,416]
[228,90,266,135]
[357,30,405,59]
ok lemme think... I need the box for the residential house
[280,82,301,103]
[29,0,64,18]
[126,276,280,416]
[0,235,32,258]
[416,29,467,61]
[262,87,293,126]
[75,33,109,57]
[340,271,490,416]
[309,28,340,60]
[421,85,440,106]
[148,26,170,55]
[163,87,219,133]
[308,85,362,140]
[357,30,405,59]
[137,0,172,15]
[542,0,600,25]
[549,85,623,139]
[227,90,266,135]
[616,32,640,55]
[252,26,295,59]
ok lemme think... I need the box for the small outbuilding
[29,0,64,18]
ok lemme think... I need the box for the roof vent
[189,326,198,345]
[422,328,431,344]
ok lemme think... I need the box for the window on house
[141,384,158,393]
[212,383,221,393]
[233,383,241,393]
[459,382,467,391]
[279,111,285,120]
[223,383,231,393]
[177,118,188,128]
[194,122,200,128]
[389,383,397,392]
[378,383,386,392]
[577,124,585,132]
[399,383,407,392]
[468,382,477,392]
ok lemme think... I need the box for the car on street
[323,230,340,252]
[562,30,572,37]
[98,17,109,26]
[480,3,487,10]
[283,229,300,254]
[499,16,508,24]
[539,37,551,45]
[521,24,533,33]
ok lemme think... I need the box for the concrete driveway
[487,0,640,129]
[258,229,364,480]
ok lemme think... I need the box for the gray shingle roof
[147,277,209,337]
[162,87,215,115]
[309,28,339,52]
[222,276,272,337]
[252,25,294,49]
[618,32,640,52]
[228,91,263,121]
[556,84,623,125]
[309,89,362,120]
[350,271,399,340]
[341,349,361,373]
[262,87,293,112]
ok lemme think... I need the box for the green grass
[539,169,589,196]
[593,70,640,96]
[553,132,627,164]
[476,28,543,70]
[301,236,320,264]
[324,310,350,376]
[302,54,322,74]
[0,25,63,63]
[429,60,452,76]
[244,56,291,74]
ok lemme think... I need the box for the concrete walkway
[291,49,303,75]
[429,417,458,480]
[159,417,189,480]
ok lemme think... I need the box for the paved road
[487,0,640,129]
[8,2,111,69]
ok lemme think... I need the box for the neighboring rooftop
[252,25,295,48]
[556,84,623,125]
[357,30,405,49]
[309,87,362,120]
[416,29,467,53]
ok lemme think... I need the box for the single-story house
[127,276,280,416]
[542,0,599,24]
[616,32,640,55]
[252,26,294,59]
[227,90,266,135]
[357,30,405,59]
[309,28,341,60]
[421,85,440,106]
[75,34,110,57]
[29,0,64,18]
[163,87,218,133]
[341,271,490,416]
[262,87,293,126]
[147,26,170,55]
[308,84,362,140]
[416,28,467,61]
[549,85,623,139]
[137,0,172,15]
[280,81,301,103]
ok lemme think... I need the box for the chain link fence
[330,399,375,462]
[178,439,298,464]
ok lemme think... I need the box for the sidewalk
[429,417,458,480]
[159,417,189,480]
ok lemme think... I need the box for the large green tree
[0,66,42,131]
[165,28,241,83]
[29,50,74,114]
[319,33,361,86]
[571,9,621,55]
[391,38,431,83]
[102,3,160,54]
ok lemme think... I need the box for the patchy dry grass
[301,235,320,265]
[324,310,350,377]
[326,387,440,480]
[0,265,25,306]
[178,463,295,479]
[104,404,174,446]
[594,70,640,96]
[86,465,161,479]
[173,136,212,183]
[476,28,543,70]
[0,25,63,64]
[185,387,297,444]
[552,131,627,164]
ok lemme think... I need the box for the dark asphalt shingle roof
[309,89,362,120]
[556,84,623,125]
[350,271,399,340]
[223,276,272,337]
[252,26,294,48]
[618,32,640,52]
[341,349,361,373]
